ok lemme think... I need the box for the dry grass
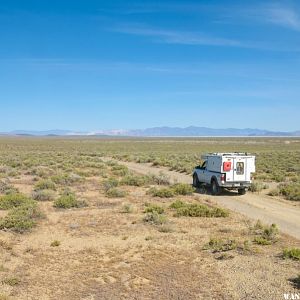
[0,137,299,299]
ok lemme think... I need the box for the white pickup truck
[193,153,255,195]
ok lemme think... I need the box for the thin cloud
[109,22,300,51]
[222,3,300,32]
[265,4,300,31]
[110,23,259,48]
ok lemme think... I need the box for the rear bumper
[220,182,251,188]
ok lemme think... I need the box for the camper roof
[201,152,252,159]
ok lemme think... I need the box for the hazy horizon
[1,126,299,136]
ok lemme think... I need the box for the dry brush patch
[0,137,299,299]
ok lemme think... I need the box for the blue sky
[0,0,299,132]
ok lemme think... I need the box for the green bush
[171,183,195,195]
[34,179,56,191]
[105,188,126,198]
[144,204,164,214]
[32,190,55,201]
[283,248,300,260]
[0,181,18,195]
[249,181,267,193]
[111,164,129,176]
[204,238,237,252]
[0,193,35,210]
[51,173,82,185]
[50,240,61,247]
[0,202,42,233]
[253,236,272,245]
[279,182,300,201]
[253,223,279,245]
[169,199,185,209]
[102,178,119,192]
[148,172,170,185]
[272,173,285,182]
[53,193,86,209]
[143,212,167,225]
[120,174,148,187]
[170,200,229,218]
[147,184,194,198]
[147,187,175,198]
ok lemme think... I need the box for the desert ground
[0,137,299,299]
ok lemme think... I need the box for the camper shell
[193,153,255,195]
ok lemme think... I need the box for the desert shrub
[29,166,54,178]
[272,173,285,182]
[282,248,300,260]
[0,193,35,210]
[157,224,174,233]
[278,182,300,201]
[290,175,300,182]
[34,179,56,191]
[143,212,167,225]
[171,183,195,195]
[170,200,229,218]
[0,181,18,195]
[253,236,273,245]
[290,274,300,289]
[249,181,268,193]
[147,187,175,198]
[102,178,119,192]
[111,164,129,176]
[51,173,82,185]
[2,277,20,286]
[147,184,194,198]
[169,199,186,209]
[120,174,148,187]
[105,188,126,198]
[268,189,280,196]
[148,172,170,185]
[204,238,237,253]
[106,160,117,167]
[253,223,279,245]
[121,204,133,213]
[253,219,264,230]
[53,193,86,209]
[0,202,42,233]
[144,204,164,214]
[32,190,55,201]
[50,240,61,247]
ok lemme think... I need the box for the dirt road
[109,159,300,240]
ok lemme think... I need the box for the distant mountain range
[1,127,299,137]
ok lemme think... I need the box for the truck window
[201,161,207,169]
[236,162,244,175]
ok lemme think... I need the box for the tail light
[221,174,225,182]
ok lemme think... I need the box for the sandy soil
[109,159,300,240]
[0,166,299,299]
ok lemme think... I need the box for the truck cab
[193,153,255,195]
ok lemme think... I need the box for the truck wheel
[238,188,246,195]
[193,173,200,188]
[211,179,221,195]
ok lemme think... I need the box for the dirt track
[110,159,300,240]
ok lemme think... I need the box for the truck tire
[193,173,200,188]
[238,188,246,195]
[211,179,221,195]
